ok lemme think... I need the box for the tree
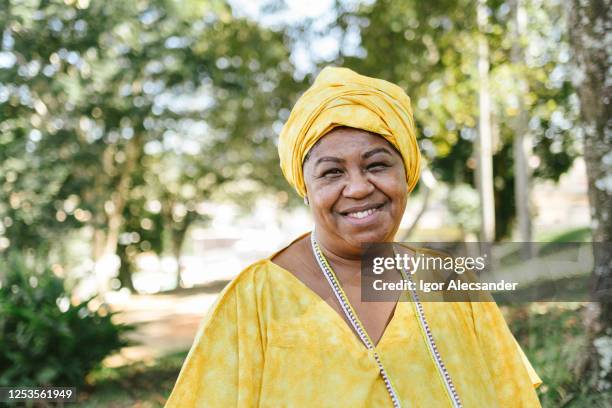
[327,0,581,240]
[0,0,302,290]
[476,0,496,242]
[568,0,611,391]
[509,0,534,258]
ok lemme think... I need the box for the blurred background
[1,0,610,406]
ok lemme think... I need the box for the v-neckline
[265,258,403,350]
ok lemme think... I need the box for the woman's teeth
[347,207,378,219]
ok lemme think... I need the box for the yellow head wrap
[278,66,421,198]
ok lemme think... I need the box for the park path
[104,282,228,367]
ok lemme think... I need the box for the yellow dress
[166,253,542,407]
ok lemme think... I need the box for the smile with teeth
[344,205,383,219]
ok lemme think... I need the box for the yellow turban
[278,66,421,198]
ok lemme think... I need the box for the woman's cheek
[312,187,338,213]
[320,183,343,202]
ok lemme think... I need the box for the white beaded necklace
[310,233,463,408]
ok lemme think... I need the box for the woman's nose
[342,171,375,198]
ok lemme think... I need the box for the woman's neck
[312,231,364,283]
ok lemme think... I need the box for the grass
[78,351,188,407]
[536,226,592,243]
[505,303,611,407]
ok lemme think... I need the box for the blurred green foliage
[447,183,481,235]
[0,252,132,387]
[0,0,585,282]
[81,350,188,407]
[328,0,580,238]
[0,1,605,404]
[508,304,611,407]
[0,0,302,287]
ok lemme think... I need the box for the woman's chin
[337,215,396,243]
[345,228,394,247]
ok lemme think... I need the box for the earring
[304,196,309,205]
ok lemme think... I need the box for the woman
[166,67,542,407]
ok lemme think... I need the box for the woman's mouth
[340,203,385,222]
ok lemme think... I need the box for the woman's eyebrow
[314,148,393,166]
[362,147,393,159]
[315,156,345,166]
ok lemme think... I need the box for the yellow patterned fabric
[166,250,542,407]
[277,66,421,198]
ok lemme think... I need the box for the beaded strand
[310,234,402,408]
[310,234,463,408]
[397,247,463,408]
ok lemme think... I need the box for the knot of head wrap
[278,66,421,198]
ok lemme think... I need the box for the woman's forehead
[307,127,399,160]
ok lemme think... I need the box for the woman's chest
[260,300,496,407]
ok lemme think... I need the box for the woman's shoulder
[219,258,273,298]
[195,259,276,329]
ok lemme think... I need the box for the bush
[507,304,611,407]
[0,252,132,387]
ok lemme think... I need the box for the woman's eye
[322,169,342,177]
[368,162,390,171]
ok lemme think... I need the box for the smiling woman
[165,67,542,407]
[302,128,408,252]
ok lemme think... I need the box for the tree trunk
[91,135,143,292]
[568,0,612,390]
[510,0,534,258]
[171,213,196,289]
[476,0,496,243]
[397,167,436,242]
[117,244,136,292]
[171,226,187,289]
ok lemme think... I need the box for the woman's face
[303,127,408,258]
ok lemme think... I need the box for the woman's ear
[304,195,309,206]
